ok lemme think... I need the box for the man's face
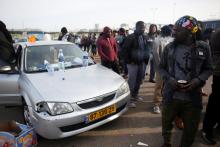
[119,31,125,36]
[105,29,112,38]
[172,25,190,44]
[136,23,146,35]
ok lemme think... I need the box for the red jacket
[97,36,118,62]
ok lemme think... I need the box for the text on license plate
[88,105,116,122]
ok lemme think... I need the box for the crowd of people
[58,27,98,56]
[1,15,220,147]
[88,16,219,147]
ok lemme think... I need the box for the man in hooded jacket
[97,26,119,73]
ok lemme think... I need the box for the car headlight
[116,82,130,98]
[36,102,73,116]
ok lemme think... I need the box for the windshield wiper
[65,62,95,69]
[26,68,47,73]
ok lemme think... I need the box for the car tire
[22,99,33,127]
[22,99,44,140]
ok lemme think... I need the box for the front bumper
[29,92,129,139]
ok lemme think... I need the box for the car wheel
[23,104,33,127]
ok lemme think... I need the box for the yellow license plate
[88,105,116,122]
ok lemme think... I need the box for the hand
[168,78,178,89]
[180,78,201,92]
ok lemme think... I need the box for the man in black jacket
[58,27,73,42]
[122,21,150,108]
[159,16,212,147]
[0,20,16,66]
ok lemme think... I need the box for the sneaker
[136,97,144,102]
[201,130,216,145]
[153,105,161,114]
[128,102,136,108]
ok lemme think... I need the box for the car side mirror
[0,65,11,72]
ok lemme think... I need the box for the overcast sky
[1,0,220,31]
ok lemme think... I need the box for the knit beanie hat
[175,15,199,34]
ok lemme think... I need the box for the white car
[0,41,130,139]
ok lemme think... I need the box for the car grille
[77,93,116,109]
[59,104,127,132]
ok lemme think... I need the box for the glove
[180,78,201,92]
[167,78,178,89]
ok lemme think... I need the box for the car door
[0,45,22,106]
[0,72,21,106]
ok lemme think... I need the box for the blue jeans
[142,53,154,80]
[149,53,155,81]
[127,63,144,98]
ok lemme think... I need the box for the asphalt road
[1,75,219,147]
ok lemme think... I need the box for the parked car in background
[0,41,130,139]
[16,30,45,42]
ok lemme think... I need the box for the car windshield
[25,44,94,73]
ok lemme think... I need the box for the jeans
[127,63,144,99]
[149,53,155,81]
[143,53,155,80]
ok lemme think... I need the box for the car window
[0,44,21,74]
[24,44,94,73]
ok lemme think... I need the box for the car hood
[25,64,125,103]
